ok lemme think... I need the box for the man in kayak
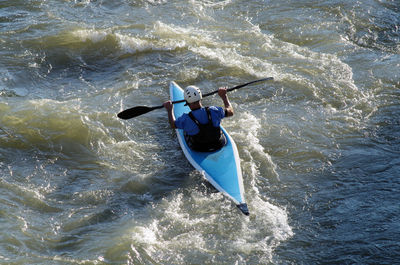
[163,85,234,152]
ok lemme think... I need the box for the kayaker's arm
[163,100,176,129]
[218,87,234,117]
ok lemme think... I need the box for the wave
[16,17,368,114]
[0,98,98,154]
[17,20,275,79]
[151,19,371,122]
[27,25,187,55]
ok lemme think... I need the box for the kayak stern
[237,203,250,216]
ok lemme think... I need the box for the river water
[1,0,399,264]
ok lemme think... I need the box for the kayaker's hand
[163,100,176,129]
[218,87,234,117]
[218,87,228,98]
[163,101,173,111]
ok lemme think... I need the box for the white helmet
[184,85,202,104]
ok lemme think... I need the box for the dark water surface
[1,0,399,264]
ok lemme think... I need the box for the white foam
[231,112,279,182]
[120,187,292,264]
[241,196,293,263]
[131,224,158,245]
[73,29,109,43]
[153,21,279,78]
[72,28,184,54]
[190,46,276,78]
[116,32,185,54]
[152,21,219,48]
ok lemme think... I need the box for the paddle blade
[117,106,160,119]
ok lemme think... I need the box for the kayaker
[163,85,234,152]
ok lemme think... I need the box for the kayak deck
[170,81,249,215]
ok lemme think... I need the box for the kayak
[169,81,249,215]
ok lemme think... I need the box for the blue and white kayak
[169,81,249,215]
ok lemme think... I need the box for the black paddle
[117,77,274,119]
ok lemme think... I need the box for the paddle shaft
[117,77,273,119]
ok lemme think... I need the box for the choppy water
[1,0,399,264]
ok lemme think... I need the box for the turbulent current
[0,0,399,264]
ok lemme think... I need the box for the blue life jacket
[184,107,227,152]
